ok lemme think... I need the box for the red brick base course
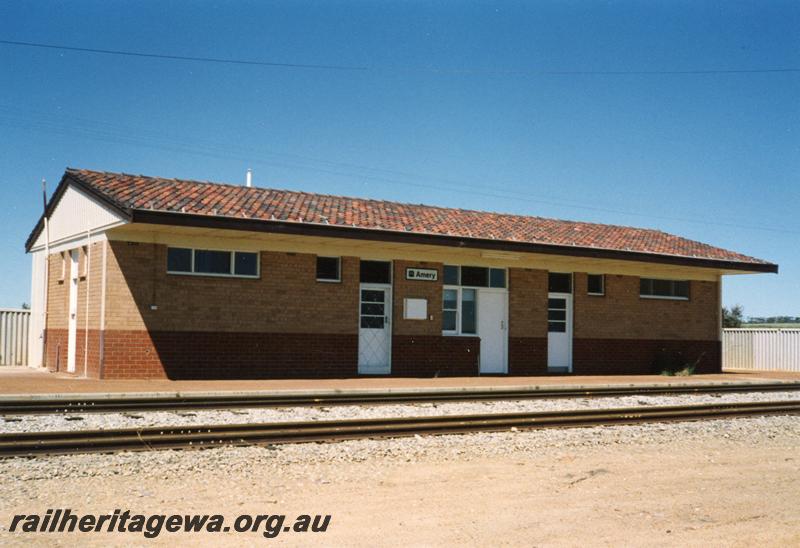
[572,338,722,375]
[101,331,359,379]
[44,328,68,373]
[391,335,480,376]
[45,329,721,379]
[508,337,548,375]
[44,328,101,378]
[43,329,359,379]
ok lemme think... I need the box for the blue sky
[0,1,797,317]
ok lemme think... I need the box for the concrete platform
[1,366,799,397]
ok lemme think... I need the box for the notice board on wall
[403,298,428,320]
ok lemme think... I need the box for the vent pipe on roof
[246,168,253,187]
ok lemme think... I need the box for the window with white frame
[442,265,506,288]
[442,264,505,335]
[548,272,572,293]
[316,256,341,282]
[640,278,689,300]
[442,287,477,335]
[443,289,458,332]
[167,247,259,278]
[587,274,604,296]
[461,288,477,334]
[360,260,392,284]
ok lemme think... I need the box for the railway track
[2,381,800,415]
[2,399,798,457]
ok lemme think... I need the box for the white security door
[547,294,572,371]
[358,286,391,374]
[478,290,508,374]
[66,250,79,373]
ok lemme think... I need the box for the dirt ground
[1,431,798,547]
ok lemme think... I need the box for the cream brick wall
[508,268,549,338]
[45,252,68,330]
[573,272,719,341]
[506,269,718,341]
[104,242,359,334]
[45,245,102,330]
[70,242,721,342]
[85,241,104,330]
[44,242,104,373]
[392,261,443,336]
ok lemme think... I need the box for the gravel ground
[2,391,799,433]
[1,415,798,546]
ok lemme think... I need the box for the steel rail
[2,382,800,415]
[1,400,798,457]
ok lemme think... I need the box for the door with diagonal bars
[358,286,392,374]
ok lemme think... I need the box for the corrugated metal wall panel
[0,309,30,366]
[723,329,800,372]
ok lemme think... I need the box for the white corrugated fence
[723,328,800,372]
[0,309,30,366]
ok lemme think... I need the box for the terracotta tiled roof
[57,168,773,268]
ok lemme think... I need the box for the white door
[547,294,572,371]
[67,250,79,373]
[358,285,391,374]
[478,289,508,374]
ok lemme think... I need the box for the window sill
[316,278,341,283]
[442,332,478,337]
[587,292,605,297]
[167,271,260,280]
[640,295,689,301]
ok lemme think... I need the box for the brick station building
[25,168,777,379]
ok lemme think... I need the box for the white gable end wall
[31,184,127,251]
[28,184,127,368]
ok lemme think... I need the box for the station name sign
[405,268,438,281]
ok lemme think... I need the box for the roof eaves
[129,208,779,274]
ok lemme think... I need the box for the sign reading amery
[405,268,438,281]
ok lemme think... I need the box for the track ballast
[3,381,800,415]
[2,399,798,457]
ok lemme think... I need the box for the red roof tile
[60,168,773,268]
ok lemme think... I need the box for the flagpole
[41,178,49,368]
